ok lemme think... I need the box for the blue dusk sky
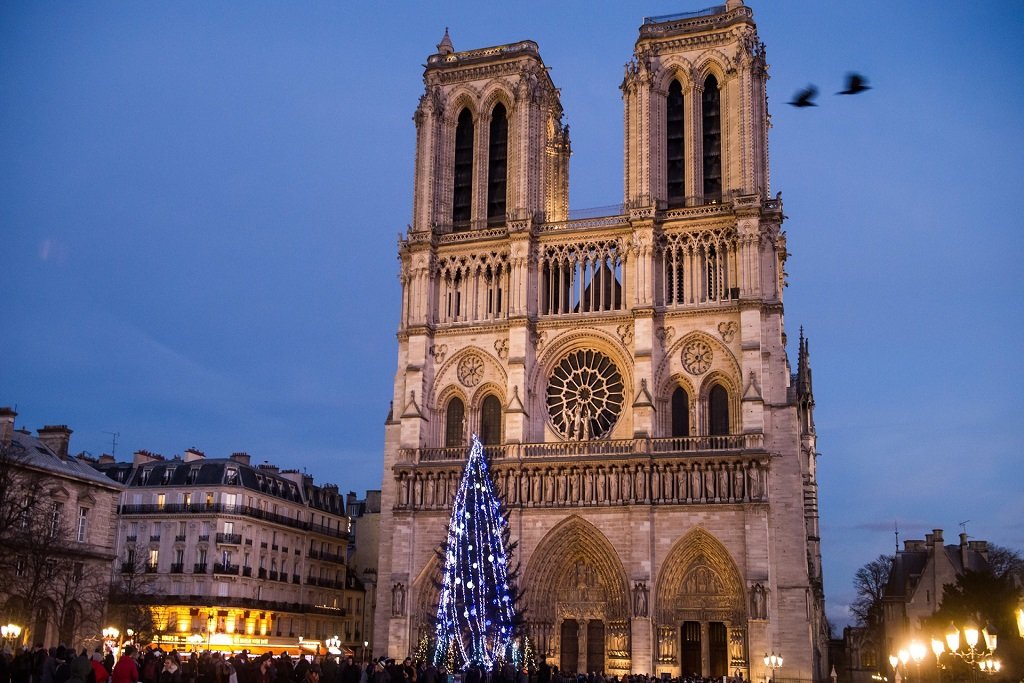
[2,2,1022,630]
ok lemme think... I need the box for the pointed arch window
[445,397,466,448]
[666,79,685,207]
[708,384,729,436]
[671,387,690,437]
[702,75,722,203]
[487,103,508,225]
[480,395,502,445]
[453,109,474,230]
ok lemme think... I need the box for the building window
[148,548,159,568]
[480,395,502,445]
[77,506,89,542]
[73,562,83,581]
[182,492,192,506]
[445,397,465,448]
[666,79,685,206]
[708,384,730,436]
[487,103,508,225]
[156,493,165,509]
[452,108,474,230]
[198,548,207,565]
[702,75,722,203]
[671,388,690,437]
[50,501,63,537]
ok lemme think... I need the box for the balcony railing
[213,563,240,576]
[145,563,158,573]
[292,574,300,584]
[125,535,137,543]
[170,563,185,574]
[109,593,347,617]
[269,570,279,581]
[174,534,187,542]
[402,433,764,463]
[242,566,253,577]
[216,533,242,545]
[149,535,161,542]
[115,502,348,539]
[308,548,346,565]
[194,563,208,573]
[198,535,210,542]
[120,562,134,573]
[258,568,267,579]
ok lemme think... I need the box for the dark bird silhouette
[837,72,871,95]
[788,85,818,107]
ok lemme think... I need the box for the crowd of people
[0,645,741,683]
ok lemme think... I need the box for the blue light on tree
[433,434,522,669]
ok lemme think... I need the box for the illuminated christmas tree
[433,434,522,669]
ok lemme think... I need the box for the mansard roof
[8,428,122,489]
[93,455,344,514]
[884,529,992,600]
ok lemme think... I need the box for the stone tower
[376,4,827,681]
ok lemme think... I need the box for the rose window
[547,349,624,440]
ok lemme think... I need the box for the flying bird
[838,72,871,95]
[788,85,818,107]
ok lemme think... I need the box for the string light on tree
[433,434,522,670]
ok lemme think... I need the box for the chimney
[133,449,161,465]
[932,528,943,544]
[960,532,969,567]
[98,454,116,465]
[184,447,205,463]
[230,452,251,465]
[37,424,73,459]
[0,407,16,444]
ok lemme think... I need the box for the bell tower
[377,6,827,681]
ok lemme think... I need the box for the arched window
[671,387,690,437]
[708,384,729,436]
[487,103,508,225]
[702,75,721,203]
[666,79,685,207]
[480,395,503,445]
[445,397,465,448]
[453,108,474,230]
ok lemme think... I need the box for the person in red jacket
[111,647,139,683]
[91,652,110,683]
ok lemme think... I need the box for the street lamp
[763,652,783,683]
[1016,606,1024,638]
[2,623,22,648]
[326,635,342,655]
[934,621,1000,674]
[364,640,369,664]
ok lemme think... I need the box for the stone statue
[392,582,406,616]
[633,581,649,617]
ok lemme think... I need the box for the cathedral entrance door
[561,620,579,673]
[681,621,701,676]
[709,622,728,677]
[586,620,605,674]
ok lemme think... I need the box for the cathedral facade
[376,3,828,680]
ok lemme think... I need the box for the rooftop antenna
[894,520,900,553]
[103,430,120,456]
[959,520,970,537]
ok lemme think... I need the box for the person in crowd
[90,652,108,683]
[111,647,138,683]
[302,665,321,683]
[159,654,181,683]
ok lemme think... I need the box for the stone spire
[436,27,454,55]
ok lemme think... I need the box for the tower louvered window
[480,394,502,445]
[453,109,474,230]
[666,79,685,206]
[708,384,729,436]
[671,387,690,437]
[445,397,466,447]
[702,75,722,203]
[487,103,508,225]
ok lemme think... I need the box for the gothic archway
[654,528,747,678]
[523,516,630,675]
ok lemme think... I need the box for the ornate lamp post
[763,652,783,683]
[2,623,22,648]
[326,635,342,655]
[933,621,1000,676]
[102,626,120,655]
[363,640,369,664]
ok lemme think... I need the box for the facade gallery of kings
[375,2,828,682]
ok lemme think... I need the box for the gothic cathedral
[376,3,827,680]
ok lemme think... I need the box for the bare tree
[51,559,111,646]
[850,554,893,626]
[986,544,1024,581]
[107,546,156,643]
